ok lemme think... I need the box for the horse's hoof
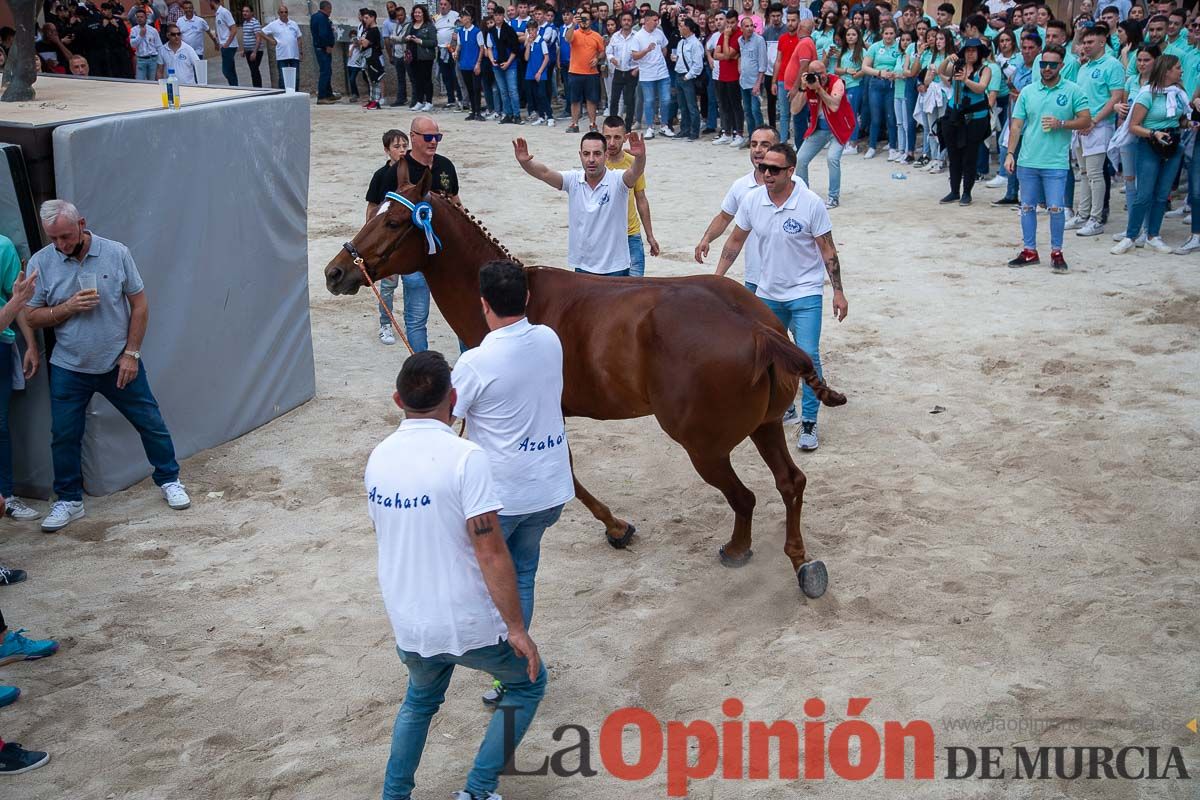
[798,560,829,598]
[606,523,636,549]
[718,546,753,567]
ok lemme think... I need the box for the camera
[805,72,818,84]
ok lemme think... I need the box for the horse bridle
[341,190,443,279]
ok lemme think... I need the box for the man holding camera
[565,8,607,132]
[792,59,851,208]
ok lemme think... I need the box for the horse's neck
[420,199,509,348]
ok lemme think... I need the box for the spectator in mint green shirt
[1004,44,1090,273]
[862,23,901,158]
[1065,25,1126,235]
[0,236,40,521]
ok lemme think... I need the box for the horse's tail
[752,325,847,408]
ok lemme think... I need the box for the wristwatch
[124,350,141,360]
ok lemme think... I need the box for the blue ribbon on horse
[385,191,442,255]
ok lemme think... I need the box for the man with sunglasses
[1005,44,1090,274]
[156,23,200,83]
[712,142,847,452]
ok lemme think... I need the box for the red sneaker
[1007,248,1040,268]
[1050,250,1068,273]
[362,100,372,108]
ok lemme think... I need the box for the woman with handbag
[1112,55,1186,255]
[937,37,993,206]
[405,4,438,111]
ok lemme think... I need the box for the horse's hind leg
[686,451,757,567]
[570,447,636,548]
[749,421,828,598]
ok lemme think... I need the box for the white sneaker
[1110,237,1135,255]
[379,324,396,346]
[3,497,40,521]
[409,103,421,111]
[1076,220,1104,237]
[842,143,857,155]
[863,147,877,159]
[644,127,655,139]
[546,118,556,127]
[661,126,677,137]
[929,161,946,174]
[453,792,501,800]
[1175,234,1200,254]
[985,175,1007,188]
[422,102,434,112]
[531,117,545,126]
[41,500,85,532]
[161,481,191,510]
[887,149,901,162]
[1063,214,1084,231]
[1144,236,1172,254]
[730,134,745,147]
[797,421,819,451]
[1135,232,1147,248]
[1111,231,1126,242]
[1164,205,1191,219]
[712,134,731,145]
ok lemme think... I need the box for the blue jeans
[1017,166,1068,251]
[792,105,809,148]
[1127,136,1184,240]
[378,276,398,326]
[867,76,895,150]
[892,96,909,153]
[777,81,791,141]
[400,273,430,352]
[276,57,299,90]
[627,234,646,277]
[497,65,520,117]
[136,55,158,80]
[1190,132,1200,234]
[903,77,918,154]
[676,76,699,138]
[50,362,179,502]
[574,268,631,276]
[314,48,332,98]
[383,640,547,800]
[221,47,239,86]
[758,294,824,421]
[705,67,719,129]
[844,84,863,142]
[796,127,843,201]
[499,504,564,628]
[0,342,12,497]
[641,77,670,128]
[741,87,763,130]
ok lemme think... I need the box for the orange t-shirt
[568,28,606,75]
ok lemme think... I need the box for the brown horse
[324,171,846,598]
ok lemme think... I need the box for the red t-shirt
[776,32,799,77]
[782,35,817,91]
[716,32,741,82]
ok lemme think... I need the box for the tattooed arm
[469,510,541,678]
[816,231,848,321]
[713,224,751,278]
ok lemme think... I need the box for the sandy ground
[4,102,1199,800]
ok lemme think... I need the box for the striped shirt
[241,16,261,51]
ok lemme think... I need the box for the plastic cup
[78,273,97,293]
[158,78,169,108]
[195,59,209,85]
[282,66,297,93]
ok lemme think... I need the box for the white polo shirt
[631,26,668,81]
[262,17,302,60]
[734,181,831,302]
[176,13,209,55]
[452,318,574,517]
[365,419,506,657]
[559,168,631,274]
[720,170,807,287]
[158,42,201,83]
[214,5,237,48]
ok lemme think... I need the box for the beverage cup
[78,272,97,294]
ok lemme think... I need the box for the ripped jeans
[1017,166,1069,252]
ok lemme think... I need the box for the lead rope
[351,255,466,438]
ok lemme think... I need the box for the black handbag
[1148,128,1181,159]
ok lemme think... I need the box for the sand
[4,102,1198,800]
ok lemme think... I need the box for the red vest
[803,74,857,145]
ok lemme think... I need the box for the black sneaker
[481,679,505,707]
[959,193,972,206]
[939,192,960,204]
[1007,248,1040,267]
[0,742,50,775]
[992,196,1019,206]
[1050,250,1068,274]
[0,565,26,586]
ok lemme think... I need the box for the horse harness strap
[342,241,415,356]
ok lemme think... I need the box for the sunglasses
[168,31,181,35]
[755,163,789,175]
[1038,60,1061,70]
[414,133,444,143]
[1190,21,1200,28]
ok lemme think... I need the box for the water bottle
[890,171,907,180]
[165,68,181,109]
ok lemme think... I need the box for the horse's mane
[432,191,525,268]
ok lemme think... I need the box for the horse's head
[324,168,438,295]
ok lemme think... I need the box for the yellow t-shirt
[606,151,645,236]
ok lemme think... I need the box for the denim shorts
[568,72,601,105]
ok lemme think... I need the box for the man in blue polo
[24,200,191,532]
[1064,25,1124,238]
[1005,45,1091,274]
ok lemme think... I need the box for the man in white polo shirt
[713,142,849,452]
[260,4,303,89]
[175,0,210,60]
[513,131,646,276]
[366,350,545,800]
[451,260,574,706]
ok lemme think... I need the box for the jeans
[245,50,264,87]
[641,77,670,128]
[610,68,638,131]
[437,55,460,103]
[1190,132,1200,235]
[378,276,398,326]
[348,65,364,97]
[627,234,645,277]
[705,68,719,129]
[792,105,809,148]
[394,59,409,104]
[0,342,12,497]
[758,294,824,421]
[867,76,895,149]
[777,80,791,141]
[314,48,332,98]
[1126,137,1184,240]
[136,55,158,80]
[903,77,918,155]
[796,128,843,201]
[383,640,547,800]
[574,268,631,276]
[399,273,430,352]
[276,57,299,90]
[844,84,862,142]
[1017,166,1069,251]
[676,76,699,138]
[220,47,239,86]
[499,504,564,628]
[741,87,764,131]
[497,64,520,118]
[891,96,909,154]
[50,362,180,503]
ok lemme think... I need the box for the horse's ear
[416,165,434,199]
[394,160,413,193]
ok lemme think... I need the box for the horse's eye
[384,220,402,230]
